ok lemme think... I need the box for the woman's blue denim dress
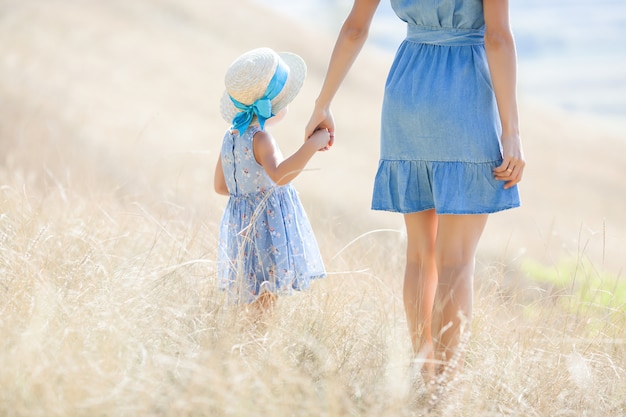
[371,0,521,214]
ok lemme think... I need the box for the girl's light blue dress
[371,0,521,214]
[217,125,325,303]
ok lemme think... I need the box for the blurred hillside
[1,0,625,275]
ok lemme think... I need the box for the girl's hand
[308,128,332,152]
[493,133,525,189]
[305,106,335,150]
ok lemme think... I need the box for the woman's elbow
[342,23,369,43]
[484,29,514,50]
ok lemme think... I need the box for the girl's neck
[231,122,261,135]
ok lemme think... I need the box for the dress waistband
[406,24,484,46]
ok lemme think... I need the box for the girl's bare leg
[403,210,439,379]
[243,290,277,330]
[432,214,488,374]
[252,291,277,319]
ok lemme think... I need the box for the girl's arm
[304,0,381,142]
[214,157,229,195]
[483,0,525,189]
[254,129,330,186]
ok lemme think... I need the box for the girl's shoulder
[247,124,264,138]
[250,127,278,150]
[249,125,277,147]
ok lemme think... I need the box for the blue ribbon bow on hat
[229,59,289,133]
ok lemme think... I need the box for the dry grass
[1,174,624,417]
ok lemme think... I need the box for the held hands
[493,133,525,189]
[307,127,332,152]
[305,105,335,151]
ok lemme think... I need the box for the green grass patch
[522,258,626,312]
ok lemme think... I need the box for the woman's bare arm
[305,0,380,142]
[484,0,525,189]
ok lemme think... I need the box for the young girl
[214,47,330,313]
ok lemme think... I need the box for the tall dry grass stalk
[1,174,624,417]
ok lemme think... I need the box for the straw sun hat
[220,47,307,131]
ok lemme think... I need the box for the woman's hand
[493,133,525,189]
[303,0,380,150]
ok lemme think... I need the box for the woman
[305,0,525,376]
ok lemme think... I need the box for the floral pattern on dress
[217,126,326,304]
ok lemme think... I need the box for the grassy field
[1,0,625,415]
[1,169,624,416]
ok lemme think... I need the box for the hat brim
[220,52,307,128]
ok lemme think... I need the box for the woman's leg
[432,214,488,372]
[403,210,439,375]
